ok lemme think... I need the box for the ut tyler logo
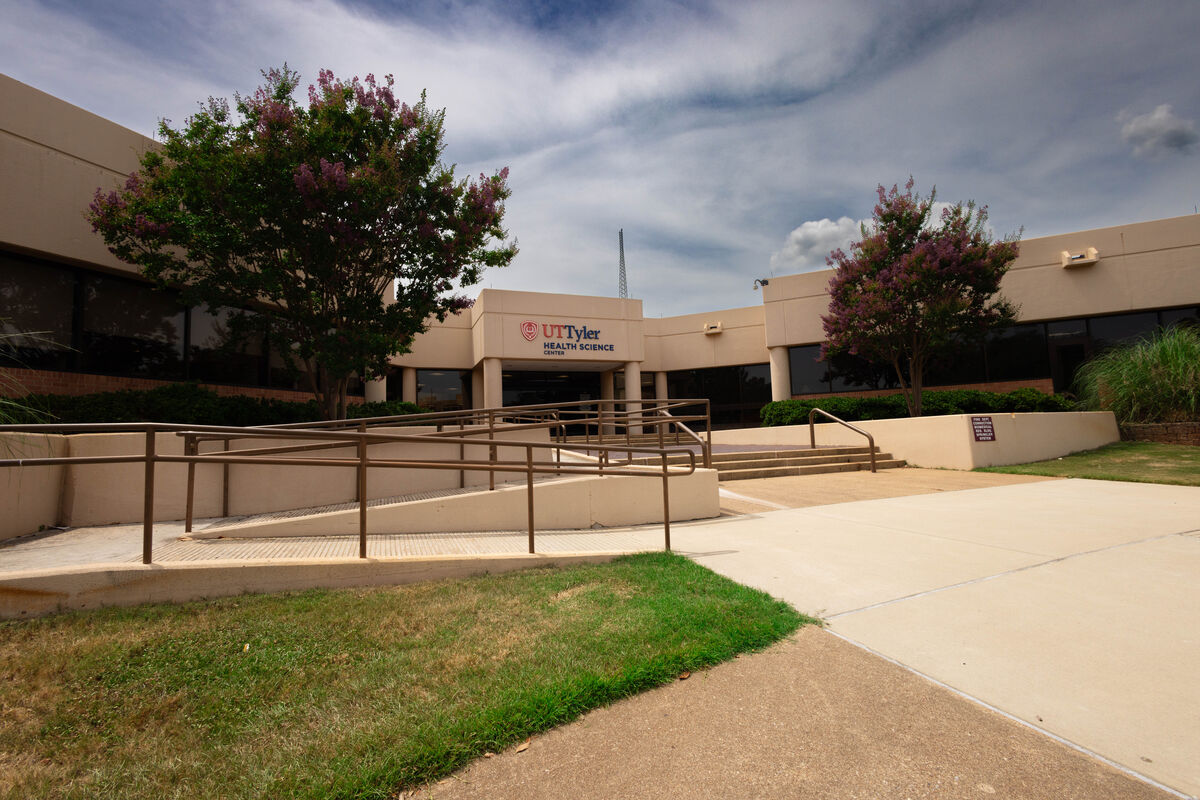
[520,320,538,341]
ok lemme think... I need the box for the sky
[2,0,1198,317]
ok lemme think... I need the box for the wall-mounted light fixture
[1060,247,1100,268]
[703,322,723,335]
[752,278,770,290]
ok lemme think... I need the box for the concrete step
[565,436,699,448]
[708,451,886,470]
[718,458,907,481]
[628,446,874,467]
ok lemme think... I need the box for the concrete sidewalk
[409,626,1172,800]
[404,476,1200,799]
[667,478,1200,798]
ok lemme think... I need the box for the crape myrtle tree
[89,66,516,419]
[821,179,1020,417]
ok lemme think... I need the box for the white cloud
[769,217,864,274]
[1120,104,1199,158]
[3,0,1199,315]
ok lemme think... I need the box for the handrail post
[488,410,496,491]
[808,407,877,473]
[459,418,465,489]
[355,421,367,502]
[143,429,156,565]
[661,452,671,551]
[222,439,230,517]
[184,434,196,533]
[704,400,712,469]
[526,445,535,554]
[358,434,368,558]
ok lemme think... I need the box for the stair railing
[807,408,877,473]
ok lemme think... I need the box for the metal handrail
[649,401,712,469]
[182,398,712,469]
[0,398,711,565]
[807,408,877,473]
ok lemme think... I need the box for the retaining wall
[0,426,549,539]
[1119,422,1200,446]
[713,412,1120,470]
[0,554,625,619]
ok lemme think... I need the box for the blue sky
[3,0,1198,316]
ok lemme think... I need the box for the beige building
[4,73,1200,426]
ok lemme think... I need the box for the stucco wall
[471,289,646,365]
[762,216,1200,349]
[0,74,154,273]
[712,412,1120,470]
[1004,216,1200,322]
[1,426,552,537]
[642,306,766,372]
[192,468,720,538]
[0,432,68,539]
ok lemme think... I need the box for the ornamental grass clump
[1075,325,1200,423]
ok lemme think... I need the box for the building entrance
[501,370,603,408]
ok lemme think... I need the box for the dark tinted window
[788,345,828,395]
[80,273,184,378]
[925,342,987,387]
[667,363,771,428]
[1160,306,1200,329]
[503,371,601,407]
[829,352,899,392]
[418,369,471,411]
[0,253,76,369]
[189,307,265,385]
[986,324,1050,382]
[1047,318,1087,340]
[1089,312,1159,350]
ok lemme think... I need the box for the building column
[365,375,387,403]
[624,361,642,434]
[654,371,668,403]
[482,357,503,409]
[600,370,615,435]
[471,366,485,410]
[769,346,792,402]
[401,367,418,404]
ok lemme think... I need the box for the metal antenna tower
[618,229,628,298]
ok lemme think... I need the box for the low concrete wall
[0,554,627,619]
[0,432,68,539]
[194,468,721,538]
[713,412,1120,470]
[1,425,552,538]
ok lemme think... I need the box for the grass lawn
[0,552,809,800]
[978,441,1200,486]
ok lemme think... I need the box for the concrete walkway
[2,470,1197,796]
[408,627,1173,800]
[669,477,1200,798]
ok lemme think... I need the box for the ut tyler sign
[520,320,615,356]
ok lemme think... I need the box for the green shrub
[346,400,426,419]
[11,383,427,426]
[759,387,1072,426]
[1075,326,1200,423]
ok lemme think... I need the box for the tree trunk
[310,364,353,420]
[892,358,917,417]
[336,378,349,420]
[316,365,335,420]
[909,354,924,417]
